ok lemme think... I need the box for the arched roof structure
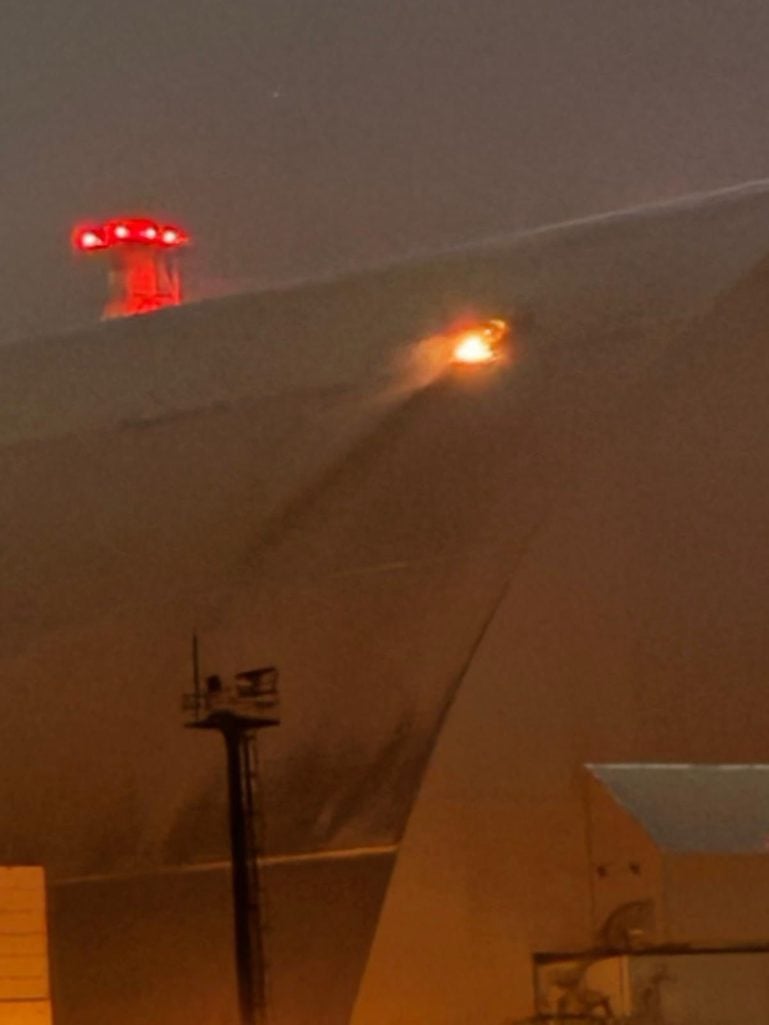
[5,182,769,1025]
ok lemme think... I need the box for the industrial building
[5,182,769,1024]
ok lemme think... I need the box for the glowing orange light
[114,224,130,239]
[453,332,494,364]
[161,228,179,245]
[450,318,509,365]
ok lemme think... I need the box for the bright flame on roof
[453,332,495,364]
[450,318,509,365]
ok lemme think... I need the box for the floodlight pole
[184,651,279,1025]
[223,722,270,1025]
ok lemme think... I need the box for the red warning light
[73,226,108,251]
[73,217,188,251]
[72,214,189,318]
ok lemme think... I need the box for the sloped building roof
[5,182,769,1025]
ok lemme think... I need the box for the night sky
[5,0,769,341]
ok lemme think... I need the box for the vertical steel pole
[224,726,256,1025]
[184,661,277,1025]
[243,736,268,1021]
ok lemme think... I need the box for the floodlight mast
[72,217,189,319]
[183,637,279,1025]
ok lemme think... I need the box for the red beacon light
[72,215,189,318]
[74,227,108,251]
